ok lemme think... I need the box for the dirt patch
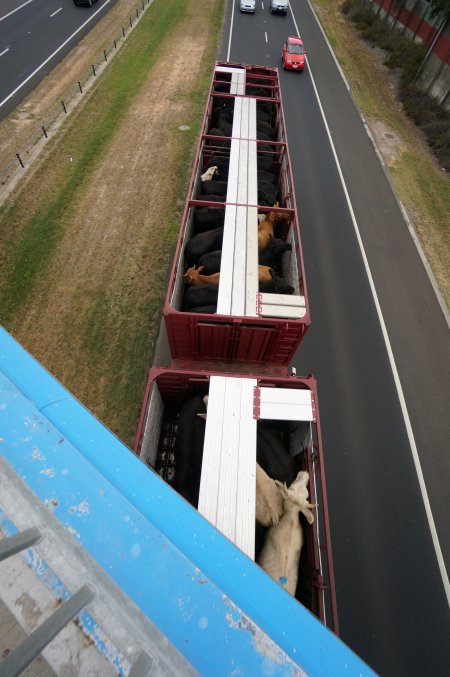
[366,117,403,166]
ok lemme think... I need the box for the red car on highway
[281,36,307,71]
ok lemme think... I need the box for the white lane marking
[291,0,450,608]
[0,0,35,23]
[50,8,63,18]
[0,47,10,57]
[227,0,236,61]
[265,32,268,43]
[0,0,113,111]
[262,2,264,8]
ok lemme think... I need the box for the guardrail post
[41,125,48,139]
[78,80,83,94]
[114,39,117,49]
[61,101,67,114]
[104,49,107,62]
[122,26,125,38]
[129,17,132,28]
[16,154,24,169]
[92,64,96,77]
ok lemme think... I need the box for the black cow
[200,180,228,196]
[259,270,294,295]
[257,155,274,173]
[183,283,219,310]
[203,156,229,178]
[257,169,277,184]
[197,194,226,203]
[257,121,277,140]
[189,304,217,314]
[258,180,279,206]
[173,394,207,507]
[194,207,225,233]
[198,250,222,275]
[185,227,224,266]
[256,425,297,485]
[258,238,292,267]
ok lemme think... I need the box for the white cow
[200,166,218,182]
[258,471,315,596]
[255,463,283,527]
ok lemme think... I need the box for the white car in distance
[240,0,256,13]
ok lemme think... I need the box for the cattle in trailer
[198,250,222,275]
[194,208,225,233]
[185,227,224,266]
[197,194,226,203]
[258,238,292,267]
[259,270,294,295]
[201,166,221,182]
[256,463,284,527]
[256,425,297,485]
[183,284,219,310]
[203,156,229,177]
[172,394,207,507]
[200,180,228,197]
[258,471,315,596]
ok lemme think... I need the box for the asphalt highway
[223,1,450,675]
[0,0,118,120]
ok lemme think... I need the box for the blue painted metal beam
[0,327,377,676]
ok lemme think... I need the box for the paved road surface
[223,1,450,675]
[0,0,119,120]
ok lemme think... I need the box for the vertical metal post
[78,80,83,94]
[114,39,117,49]
[41,126,48,139]
[129,17,132,28]
[122,26,125,38]
[104,49,107,61]
[61,101,67,114]
[92,64,96,76]
[16,154,24,168]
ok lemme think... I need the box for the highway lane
[0,0,119,119]
[224,1,450,675]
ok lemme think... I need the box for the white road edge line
[50,8,63,18]
[227,0,235,61]
[0,0,35,23]
[265,31,268,42]
[0,47,10,57]
[290,1,450,606]
[0,0,113,111]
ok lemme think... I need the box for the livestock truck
[134,62,338,633]
[164,61,310,366]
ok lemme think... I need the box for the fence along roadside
[0,0,153,203]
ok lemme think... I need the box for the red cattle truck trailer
[134,62,337,636]
[164,62,310,366]
[134,367,339,633]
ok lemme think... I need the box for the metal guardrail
[0,0,152,190]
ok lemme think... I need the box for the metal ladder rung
[0,527,42,561]
[0,584,95,677]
